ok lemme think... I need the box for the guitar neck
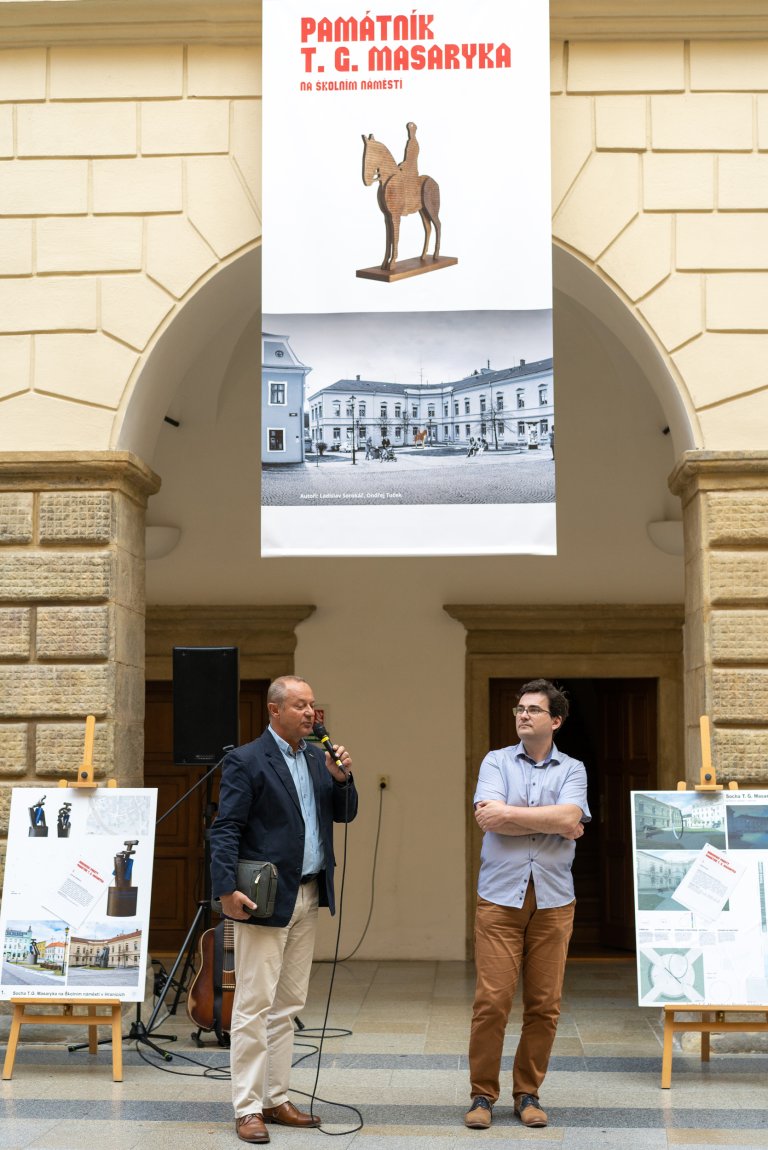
[222,918,235,990]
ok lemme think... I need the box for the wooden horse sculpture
[361,122,442,273]
[413,428,429,447]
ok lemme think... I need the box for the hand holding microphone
[313,722,352,781]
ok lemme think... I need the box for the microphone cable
[130,748,370,1135]
[301,770,364,1135]
[316,774,385,963]
[301,768,388,1132]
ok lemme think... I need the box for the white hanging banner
[261,0,555,556]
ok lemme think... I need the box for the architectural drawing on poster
[632,790,768,1006]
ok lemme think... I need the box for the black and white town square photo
[261,309,555,508]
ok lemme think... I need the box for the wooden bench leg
[111,1006,123,1082]
[2,1003,24,1081]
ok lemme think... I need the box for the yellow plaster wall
[2,31,768,452]
[551,38,768,450]
[0,40,261,450]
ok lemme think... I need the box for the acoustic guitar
[187,918,235,1038]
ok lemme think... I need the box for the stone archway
[115,247,261,468]
[553,246,698,459]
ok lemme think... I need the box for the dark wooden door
[596,679,657,950]
[144,680,268,952]
[488,678,657,954]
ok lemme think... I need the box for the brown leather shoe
[464,1095,493,1128]
[235,1113,270,1143]
[514,1094,548,1127]
[263,1100,321,1128]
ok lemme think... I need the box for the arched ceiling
[118,244,693,469]
[115,247,261,464]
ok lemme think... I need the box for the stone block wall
[671,453,768,783]
[0,454,159,833]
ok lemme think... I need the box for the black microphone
[313,722,348,776]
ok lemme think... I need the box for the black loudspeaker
[173,646,240,764]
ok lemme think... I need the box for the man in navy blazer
[210,675,358,1144]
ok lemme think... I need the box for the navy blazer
[209,728,359,927]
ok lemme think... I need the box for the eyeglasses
[513,705,551,717]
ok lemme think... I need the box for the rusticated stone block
[0,725,28,776]
[714,728,768,782]
[39,491,113,543]
[707,493,768,546]
[36,721,112,778]
[0,492,33,543]
[0,609,31,658]
[712,670,768,723]
[37,606,110,660]
[0,665,111,717]
[711,611,768,663]
[0,784,11,834]
[0,553,112,600]
[709,554,768,604]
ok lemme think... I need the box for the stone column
[670,451,768,785]
[0,453,160,830]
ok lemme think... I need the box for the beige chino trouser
[469,879,575,1102]
[230,879,319,1117]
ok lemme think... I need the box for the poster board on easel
[0,720,157,1004]
[630,718,768,1009]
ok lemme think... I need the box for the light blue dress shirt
[269,727,325,876]
[474,741,590,909]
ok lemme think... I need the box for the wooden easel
[675,716,738,794]
[3,716,122,1081]
[2,998,123,1081]
[57,713,116,789]
[661,715,768,1087]
[661,1005,768,1088]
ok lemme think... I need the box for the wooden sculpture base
[356,255,458,283]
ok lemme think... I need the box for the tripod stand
[136,752,231,1047]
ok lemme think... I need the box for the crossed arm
[474,799,585,840]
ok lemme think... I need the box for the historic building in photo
[262,331,311,465]
[2,925,37,964]
[308,359,554,451]
[69,929,141,970]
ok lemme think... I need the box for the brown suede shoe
[464,1095,493,1128]
[263,1100,321,1128]
[235,1113,270,1143]
[514,1094,548,1127]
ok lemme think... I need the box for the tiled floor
[1,959,767,1149]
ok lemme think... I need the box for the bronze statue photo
[358,122,458,282]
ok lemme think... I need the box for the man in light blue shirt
[464,679,590,1132]
[269,727,325,879]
